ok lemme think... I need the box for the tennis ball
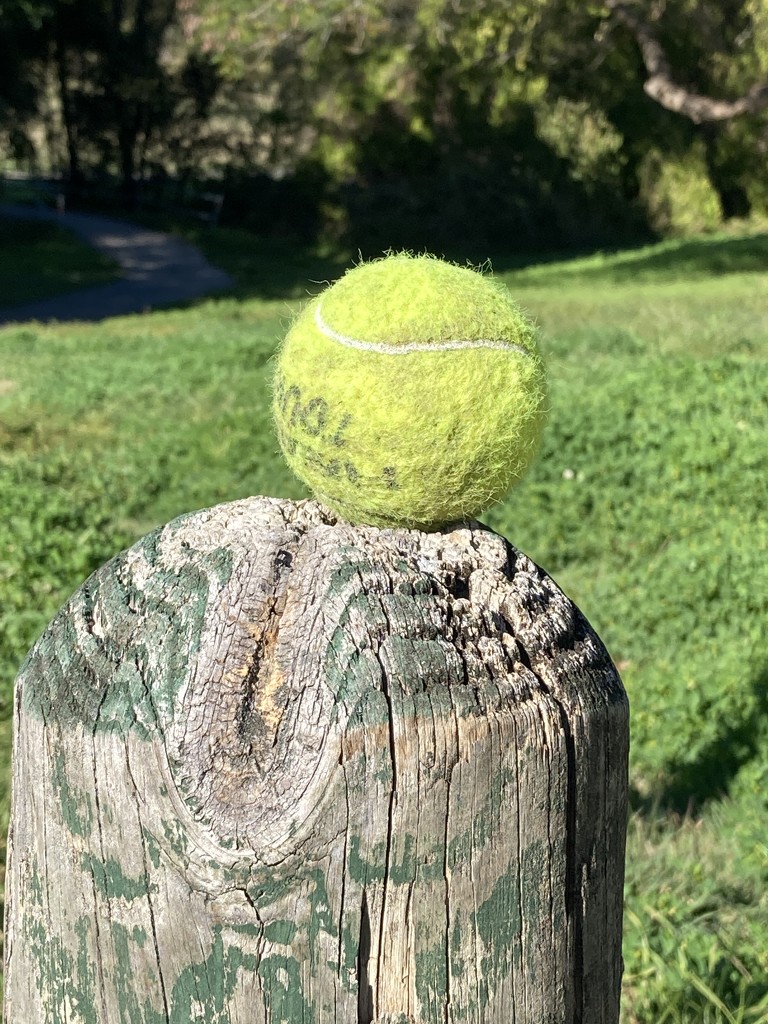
[272,253,547,529]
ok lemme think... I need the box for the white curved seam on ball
[314,303,532,357]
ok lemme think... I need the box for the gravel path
[0,203,233,325]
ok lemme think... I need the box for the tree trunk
[608,1,768,122]
[118,123,139,209]
[701,124,752,220]
[53,38,81,185]
[4,497,629,1023]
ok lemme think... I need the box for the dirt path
[0,203,233,325]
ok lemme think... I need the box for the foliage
[0,0,52,145]
[484,235,768,813]
[4,0,768,242]
[52,0,180,189]
[177,0,768,241]
[638,142,723,235]
[0,299,292,706]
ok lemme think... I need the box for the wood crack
[357,890,374,1024]
[126,740,172,1022]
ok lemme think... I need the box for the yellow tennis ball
[272,253,547,529]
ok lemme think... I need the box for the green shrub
[639,143,722,236]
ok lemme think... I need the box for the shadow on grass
[195,228,768,301]
[0,215,119,309]
[495,231,768,285]
[632,661,768,817]
[4,197,768,318]
[194,227,349,301]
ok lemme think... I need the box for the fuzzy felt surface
[272,254,547,529]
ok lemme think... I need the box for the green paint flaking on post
[384,592,441,637]
[246,873,294,910]
[348,834,387,884]
[359,686,392,734]
[476,867,523,947]
[447,765,516,867]
[264,920,298,945]
[21,912,48,1002]
[73,917,99,1024]
[307,867,338,960]
[51,749,93,839]
[109,922,262,1024]
[475,867,523,988]
[159,529,235,589]
[142,826,163,869]
[22,907,99,1024]
[521,839,549,975]
[325,556,377,596]
[258,953,315,1024]
[415,942,448,1016]
[166,927,258,1024]
[323,632,383,709]
[445,917,480,1024]
[341,920,362,979]
[415,844,446,883]
[95,657,159,739]
[228,922,264,939]
[17,522,234,737]
[450,915,464,974]
[521,839,546,926]
[321,555,455,713]
[341,590,389,633]
[161,816,190,861]
[28,853,44,907]
[388,833,417,884]
[383,636,466,696]
[111,921,165,1024]
[80,854,154,902]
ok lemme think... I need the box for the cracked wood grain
[4,496,628,1023]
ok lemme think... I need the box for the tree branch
[608,0,768,122]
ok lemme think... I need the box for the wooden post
[4,497,628,1023]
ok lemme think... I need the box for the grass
[622,802,768,1023]
[0,216,119,307]
[1,223,767,1021]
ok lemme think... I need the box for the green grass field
[1,225,767,1021]
[0,215,119,308]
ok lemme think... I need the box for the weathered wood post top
[4,496,629,1023]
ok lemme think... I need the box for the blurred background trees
[1,0,767,250]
